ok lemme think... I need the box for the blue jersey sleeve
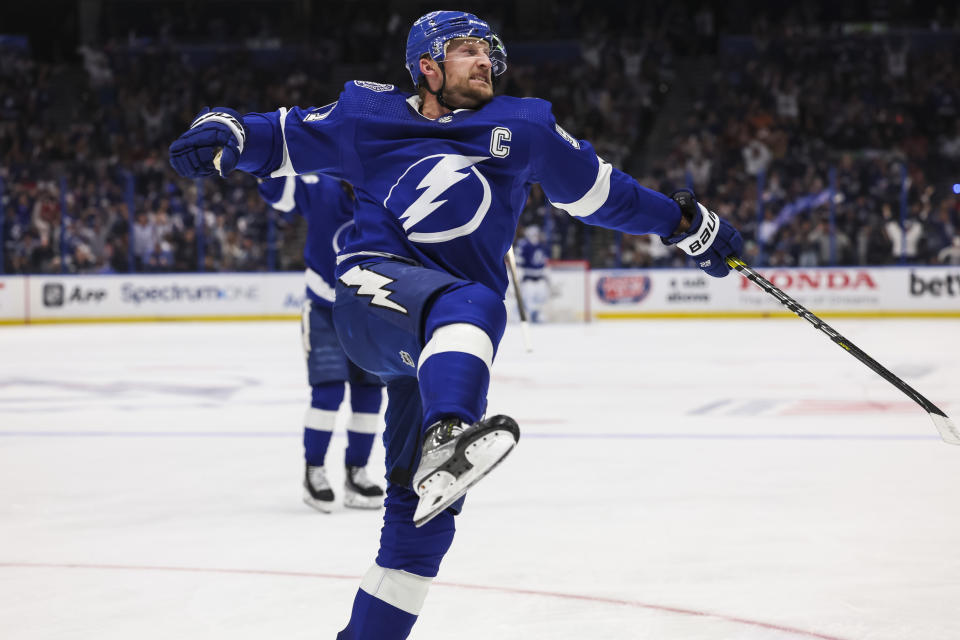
[526,100,681,238]
[236,84,360,181]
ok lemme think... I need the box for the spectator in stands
[938,237,960,264]
[131,212,157,269]
[742,132,773,178]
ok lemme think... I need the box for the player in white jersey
[169,10,743,638]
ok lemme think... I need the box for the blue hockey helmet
[405,11,507,87]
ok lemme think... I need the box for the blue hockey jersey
[237,80,682,296]
[257,174,355,306]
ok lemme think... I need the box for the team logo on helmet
[383,153,492,244]
[405,10,507,86]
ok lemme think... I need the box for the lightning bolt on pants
[333,259,508,640]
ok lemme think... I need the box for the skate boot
[303,464,335,513]
[343,465,385,510]
[412,415,520,527]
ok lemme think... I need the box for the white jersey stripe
[305,268,336,303]
[269,107,296,178]
[418,323,494,373]
[300,300,312,353]
[269,175,297,213]
[549,156,612,218]
[359,564,433,615]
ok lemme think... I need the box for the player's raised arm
[529,105,743,277]
[169,99,351,181]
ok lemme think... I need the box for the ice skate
[303,464,335,513]
[412,415,520,527]
[343,465,385,510]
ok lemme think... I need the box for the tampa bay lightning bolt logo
[383,154,492,244]
[331,220,354,253]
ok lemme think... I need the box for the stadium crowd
[2,2,959,274]
[631,22,960,269]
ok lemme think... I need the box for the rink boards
[0,266,958,324]
[562,265,960,320]
[0,272,306,324]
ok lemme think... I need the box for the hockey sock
[418,337,489,426]
[338,487,452,640]
[345,384,382,467]
[336,566,430,640]
[377,484,456,574]
[418,282,506,430]
[303,382,344,467]
[345,426,377,468]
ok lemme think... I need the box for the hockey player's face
[442,38,494,107]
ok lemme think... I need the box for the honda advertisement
[590,267,960,318]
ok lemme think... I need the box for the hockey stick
[505,247,533,352]
[726,256,958,445]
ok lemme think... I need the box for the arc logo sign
[42,282,107,307]
[596,275,651,304]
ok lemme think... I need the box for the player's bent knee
[424,282,507,351]
[359,564,433,616]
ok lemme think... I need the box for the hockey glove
[662,190,743,278]
[168,107,246,178]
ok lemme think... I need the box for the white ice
[1,318,959,640]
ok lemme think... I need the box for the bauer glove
[169,107,245,178]
[662,190,743,277]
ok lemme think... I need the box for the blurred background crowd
[2,0,959,275]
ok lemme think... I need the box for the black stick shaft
[505,248,528,323]
[727,256,949,419]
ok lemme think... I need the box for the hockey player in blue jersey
[516,225,550,322]
[256,174,385,512]
[169,10,743,638]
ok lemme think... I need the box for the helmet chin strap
[424,62,456,112]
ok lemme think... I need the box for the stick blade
[931,412,960,445]
[520,321,533,353]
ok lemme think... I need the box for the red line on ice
[0,561,846,639]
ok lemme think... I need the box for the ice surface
[1,318,958,639]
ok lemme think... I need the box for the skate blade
[343,492,384,510]
[302,492,335,513]
[413,430,517,528]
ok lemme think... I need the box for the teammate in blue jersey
[516,225,550,322]
[170,10,743,638]
[257,174,385,512]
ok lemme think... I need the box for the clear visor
[443,36,507,76]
